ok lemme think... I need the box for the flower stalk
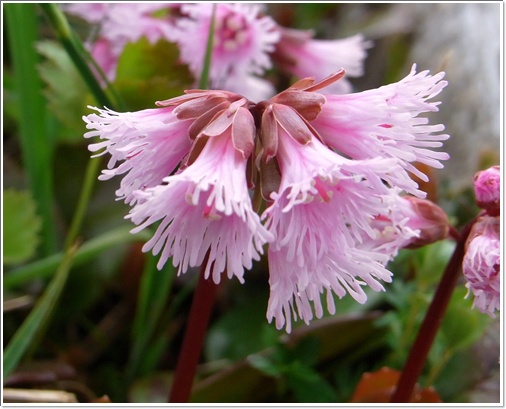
[168,257,219,403]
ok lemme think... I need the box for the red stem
[391,220,474,402]
[168,260,218,403]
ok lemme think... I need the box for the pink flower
[258,98,412,331]
[84,66,449,332]
[84,90,273,283]
[273,28,370,94]
[251,70,449,331]
[127,100,273,283]
[463,216,500,317]
[473,165,500,212]
[175,3,279,98]
[311,65,449,197]
[88,38,118,82]
[355,194,450,264]
[366,195,449,253]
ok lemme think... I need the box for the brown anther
[260,106,278,163]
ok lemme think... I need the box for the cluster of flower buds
[84,65,450,332]
[65,3,370,100]
[463,166,501,317]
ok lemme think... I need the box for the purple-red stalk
[168,257,218,403]
[391,219,475,402]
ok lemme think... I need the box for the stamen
[224,40,238,51]
[314,178,332,203]
[203,203,222,221]
[226,15,242,31]
[235,30,248,45]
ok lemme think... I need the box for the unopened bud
[473,165,500,214]
[403,196,450,248]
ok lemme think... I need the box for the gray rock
[408,3,501,192]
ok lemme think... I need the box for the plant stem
[168,259,219,403]
[63,158,102,251]
[198,4,216,89]
[391,220,474,402]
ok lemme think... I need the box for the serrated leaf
[3,189,42,265]
[36,40,90,141]
[114,38,194,111]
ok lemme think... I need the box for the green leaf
[290,337,320,367]
[440,286,491,352]
[3,189,42,265]
[36,40,90,142]
[414,240,456,286]
[192,312,384,403]
[247,354,282,377]
[205,292,278,362]
[190,358,277,403]
[114,38,194,111]
[284,361,338,403]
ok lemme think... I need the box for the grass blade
[3,243,78,378]
[5,3,57,255]
[4,226,151,289]
[39,3,117,109]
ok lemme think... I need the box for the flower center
[214,12,249,52]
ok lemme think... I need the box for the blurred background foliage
[2,2,501,404]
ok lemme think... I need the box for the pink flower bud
[402,196,450,248]
[473,165,500,213]
[463,216,500,317]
